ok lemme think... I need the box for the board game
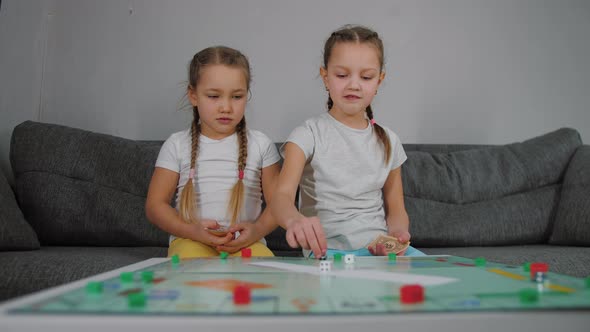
[6,255,590,316]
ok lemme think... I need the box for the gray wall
[2,0,589,179]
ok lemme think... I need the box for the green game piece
[128,292,146,308]
[141,271,154,283]
[474,257,486,267]
[519,288,539,304]
[333,253,343,262]
[585,277,590,289]
[86,281,103,295]
[388,253,397,262]
[171,254,180,265]
[120,272,134,283]
[220,251,229,259]
[523,262,531,272]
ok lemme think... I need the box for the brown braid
[365,107,391,163]
[178,46,252,226]
[323,25,390,164]
[228,118,248,225]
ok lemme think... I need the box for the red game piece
[529,262,549,280]
[233,285,251,305]
[241,248,252,258]
[400,284,424,304]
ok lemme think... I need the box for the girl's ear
[320,67,328,87]
[187,87,198,106]
[378,71,386,87]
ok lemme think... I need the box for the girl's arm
[382,166,411,245]
[271,143,327,258]
[216,162,281,253]
[145,167,233,246]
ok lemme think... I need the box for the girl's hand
[389,229,411,256]
[190,219,234,247]
[285,216,327,259]
[215,222,259,254]
[367,229,411,256]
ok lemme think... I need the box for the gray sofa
[1,121,589,303]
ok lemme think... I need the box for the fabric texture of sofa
[1,121,589,302]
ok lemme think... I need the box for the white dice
[344,254,355,264]
[319,261,333,272]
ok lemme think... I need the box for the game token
[529,262,549,281]
[241,248,252,258]
[585,277,590,289]
[400,284,424,304]
[128,292,146,308]
[523,262,531,272]
[120,272,134,283]
[519,288,539,304]
[220,251,229,259]
[388,253,397,262]
[233,285,251,305]
[141,271,154,283]
[333,253,343,262]
[86,281,103,295]
[170,254,180,265]
[474,257,486,267]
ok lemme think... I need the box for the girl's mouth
[217,118,232,124]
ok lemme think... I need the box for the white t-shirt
[284,112,407,253]
[156,128,280,243]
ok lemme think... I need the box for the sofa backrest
[403,128,582,247]
[10,121,168,246]
[10,121,583,251]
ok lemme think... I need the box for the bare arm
[270,143,327,258]
[383,166,411,243]
[145,167,232,246]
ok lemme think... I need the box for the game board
[7,255,590,316]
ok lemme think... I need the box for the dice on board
[319,261,333,272]
[344,254,355,264]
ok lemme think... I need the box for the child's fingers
[285,229,301,249]
[201,219,220,229]
[310,218,327,254]
[302,223,323,258]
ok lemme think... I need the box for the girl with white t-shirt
[271,25,425,259]
[146,46,280,258]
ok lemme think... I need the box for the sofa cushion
[0,246,167,301]
[404,128,582,247]
[0,170,40,250]
[10,121,168,247]
[550,145,590,245]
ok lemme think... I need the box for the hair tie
[238,170,244,180]
[370,119,376,126]
[189,168,195,179]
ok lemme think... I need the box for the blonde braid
[227,118,248,225]
[178,112,201,223]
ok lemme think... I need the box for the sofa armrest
[550,145,590,245]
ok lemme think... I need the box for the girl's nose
[219,98,232,112]
[348,77,361,90]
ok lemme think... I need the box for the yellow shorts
[168,238,274,259]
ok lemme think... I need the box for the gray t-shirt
[284,112,407,252]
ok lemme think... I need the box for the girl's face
[188,64,248,140]
[321,42,384,125]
